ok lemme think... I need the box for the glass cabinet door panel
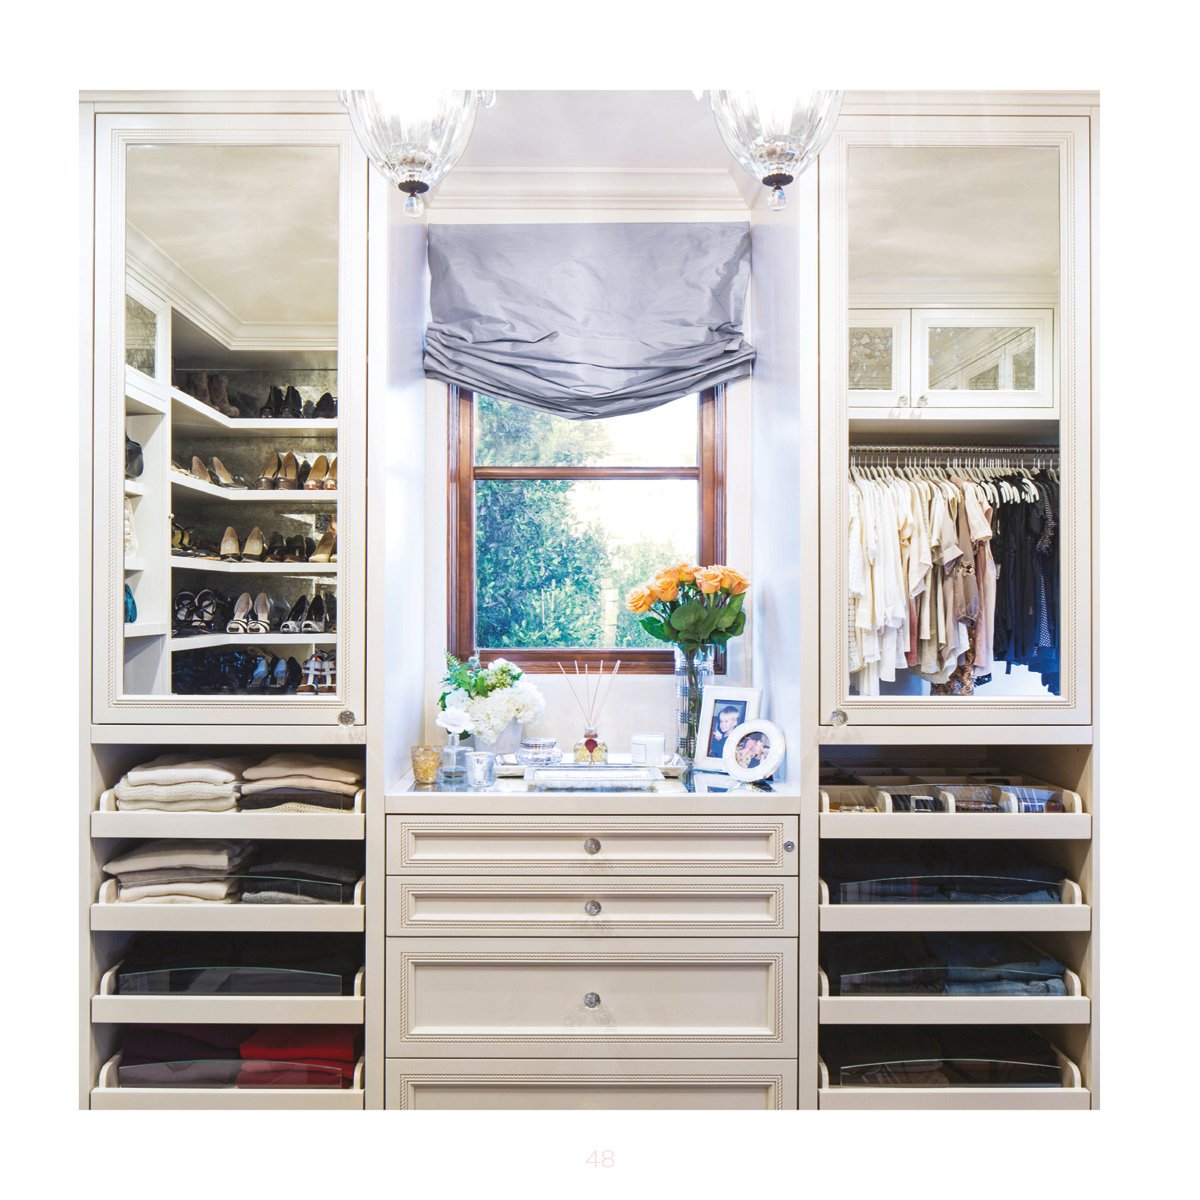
[124,293,158,378]
[847,309,910,409]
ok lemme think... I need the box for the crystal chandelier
[708,90,843,211]
[338,90,495,217]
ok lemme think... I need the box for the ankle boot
[282,385,304,420]
[186,370,212,406]
[207,373,239,418]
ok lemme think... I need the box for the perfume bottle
[437,731,468,789]
[573,725,608,764]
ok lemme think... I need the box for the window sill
[470,648,726,676]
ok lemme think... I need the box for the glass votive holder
[517,737,562,767]
[411,744,441,786]
[465,751,498,790]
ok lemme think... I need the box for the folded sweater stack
[238,752,363,814]
[241,846,361,904]
[113,754,252,812]
[119,1024,362,1089]
[103,840,254,904]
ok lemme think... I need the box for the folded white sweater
[103,840,252,878]
[115,793,237,812]
[243,753,363,786]
[114,779,240,805]
[124,754,253,787]
[241,775,359,798]
[118,878,239,902]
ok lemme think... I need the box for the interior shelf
[817,967,1090,1025]
[818,879,1090,932]
[92,964,364,1024]
[170,388,338,438]
[169,632,337,652]
[92,1054,365,1110]
[171,474,337,504]
[817,1050,1088,1110]
[124,558,147,573]
[91,787,364,840]
[91,877,366,932]
[125,622,169,640]
[125,369,168,416]
[171,558,337,575]
[124,478,147,497]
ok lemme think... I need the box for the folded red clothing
[236,1057,356,1088]
[239,1025,362,1064]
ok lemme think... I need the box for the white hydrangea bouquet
[437,653,545,748]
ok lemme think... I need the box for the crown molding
[433,167,749,212]
[126,223,337,351]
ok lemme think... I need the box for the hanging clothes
[847,451,1060,697]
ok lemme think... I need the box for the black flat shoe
[301,592,327,633]
[281,385,304,420]
[313,392,337,419]
[284,535,308,562]
[265,532,287,562]
[280,595,309,632]
[259,385,283,418]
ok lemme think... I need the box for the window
[449,386,726,673]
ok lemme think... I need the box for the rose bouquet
[437,654,546,748]
[625,563,750,764]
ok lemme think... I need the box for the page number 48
[585,1150,615,1168]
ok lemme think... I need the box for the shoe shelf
[92,1054,365,1111]
[819,789,1090,840]
[171,557,337,575]
[124,557,148,574]
[169,632,337,652]
[171,388,338,439]
[125,622,169,640]
[91,877,366,933]
[170,474,337,504]
[92,963,365,1025]
[124,478,147,497]
[125,368,168,416]
[817,1050,1089,1110]
[91,787,365,841]
[817,879,1090,933]
[816,967,1091,1025]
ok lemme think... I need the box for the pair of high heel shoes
[174,588,230,633]
[185,455,244,489]
[298,649,337,695]
[258,386,337,420]
[280,591,336,633]
[219,527,337,563]
[255,451,338,491]
[225,592,283,634]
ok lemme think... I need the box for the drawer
[385,936,797,1059]
[386,1058,798,1109]
[386,815,798,875]
[387,876,797,936]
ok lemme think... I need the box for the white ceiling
[849,146,1060,285]
[126,143,339,328]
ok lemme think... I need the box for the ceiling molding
[126,223,337,351]
[433,167,749,212]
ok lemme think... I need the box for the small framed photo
[723,719,785,783]
[695,686,762,772]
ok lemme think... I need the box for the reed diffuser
[559,660,621,764]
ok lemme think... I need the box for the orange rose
[719,566,750,595]
[652,571,679,602]
[626,584,657,614]
[693,566,725,594]
[670,562,699,583]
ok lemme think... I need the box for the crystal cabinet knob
[583,837,602,855]
[784,841,796,853]
[916,395,928,407]
[584,900,603,916]
[583,992,602,1009]
[897,395,910,407]
[338,710,355,726]
[830,709,848,727]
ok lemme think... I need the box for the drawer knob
[916,394,928,407]
[830,709,848,727]
[583,991,602,1009]
[784,840,795,853]
[584,899,603,916]
[583,837,602,855]
[897,394,910,408]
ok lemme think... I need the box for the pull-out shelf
[92,963,365,1024]
[817,1049,1088,1110]
[817,967,1091,1024]
[91,788,364,841]
[92,1054,365,1110]
[91,877,365,932]
[818,878,1090,932]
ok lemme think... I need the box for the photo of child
[707,701,747,758]
[734,730,771,770]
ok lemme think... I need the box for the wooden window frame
[448,385,727,675]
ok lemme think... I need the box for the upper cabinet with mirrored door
[91,115,367,725]
[819,115,1092,726]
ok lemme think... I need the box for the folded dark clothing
[240,877,356,904]
[244,853,361,885]
[924,934,1066,982]
[121,1023,255,1063]
[240,1025,362,1064]
[238,789,356,812]
[236,1058,356,1087]
[118,1059,244,1087]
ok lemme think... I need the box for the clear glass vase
[436,732,468,789]
[674,645,715,766]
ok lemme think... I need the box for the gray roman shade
[423,221,755,418]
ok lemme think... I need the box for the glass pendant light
[709,90,843,211]
[338,90,492,217]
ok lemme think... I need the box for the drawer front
[385,936,797,1059]
[386,1058,798,1110]
[387,876,797,936]
[386,815,798,875]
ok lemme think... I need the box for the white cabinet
[850,307,1055,415]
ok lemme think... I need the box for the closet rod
[849,443,1059,455]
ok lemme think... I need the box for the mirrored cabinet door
[92,115,367,725]
[819,115,1092,726]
